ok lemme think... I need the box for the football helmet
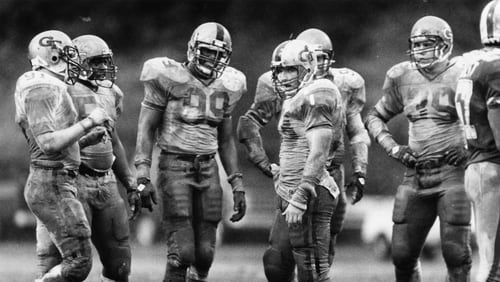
[408,16,453,70]
[28,30,82,85]
[271,39,317,98]
[480,0,500,46]
[296,28,334,77]
[187,22,232,79]
[73,35,117,88]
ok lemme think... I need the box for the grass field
[0,239,478,282]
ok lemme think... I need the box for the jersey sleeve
[139,58,169,112]
[374,68,404,120]
[24,86,63,136]
[223,68,247,116]
[113,84,124,117]
[345,70,366,116]
[483,62,500,109]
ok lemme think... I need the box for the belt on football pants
[415,157,445,171]
[78,163,108,177]
[160,151,215,163]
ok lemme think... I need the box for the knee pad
[263,247,295,282]
[441,224,472,270]
[101,244,131,282]
[61,239,92,282]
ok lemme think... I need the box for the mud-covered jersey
[456,48,500,165]
[374,59,466,160]
[69,82,123,171]
[140,57,246,154]
[326,68,366,166]
[277,78,344,201]
[14,71,80,169]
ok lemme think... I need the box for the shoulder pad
[299,79,340,104]
[140,57,190,84]
[386,61,412,79]
[330,67,365,89]
[254,71,277,103]
[16,71,66,91]
[220,66,247,93]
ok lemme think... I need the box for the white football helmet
[28,30,82,85]
[271,39,317,98]
[480,0,500,46]
[408,16,453,70]
[187,22,232,79]
[73,35,117,88]
[296,28,334,77]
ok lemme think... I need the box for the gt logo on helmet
[39,36,62,47]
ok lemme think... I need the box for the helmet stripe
[487,0,499,39]
[215,23,224,42]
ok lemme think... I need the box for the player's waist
[160,151,216,163]
[30,160,78,178]
[78,162,110,178]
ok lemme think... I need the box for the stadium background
[0,0,487,198]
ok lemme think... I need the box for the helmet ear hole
[50,52,60,64]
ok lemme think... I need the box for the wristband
[227,172,243,184]
[79,118,93,132]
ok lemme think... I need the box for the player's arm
[486,76,500,150]
[33,95,109,153]
[237,76,278,177]
[111,130,135,192]
[219,115,246,222]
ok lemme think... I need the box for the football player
[237,28,369,267]
[70,34,139,282]
[263,39,344,282]
[134,22,247,282]
[455,1,500,281]
[365,16,472,281]
[14,30,110,281]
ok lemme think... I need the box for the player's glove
[346,172,365,205]
[136,177,158,212]
[127,188,142,221]
[444,146,469,166]
[230,191,246,222]
[389,145,417,168]
[228,173,246,222]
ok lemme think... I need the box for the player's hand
[127,189,142,221]
[346,172,365,205]
[87,107,110,126]
[230,191,246,222]
[444,147,469,166]
[255,159,274,178]
[283,203,305,226]
[79,126,108,148]
[389,145,417,168]
[137,177,158,212]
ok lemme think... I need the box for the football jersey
[140,57,246,154]
[243,68,366,167]
[14,70,80,169]
[69,82,123,171]
[456,48,500,165]
[374,59,466,160]
[277,78,344,201]
[326,68,366,165]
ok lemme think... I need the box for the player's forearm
[364,108,397,153]
[111,131,135,190]
[36,118,92,154]
[488,108,500,151]
[134,107,160,178]
[303,127,333,179]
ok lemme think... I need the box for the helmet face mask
[28,30,83,85]
[73,35,117,88]
[271,39,317,99]
[296,28,334,78]
[408,16,453,70]
[187,22,232,79]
